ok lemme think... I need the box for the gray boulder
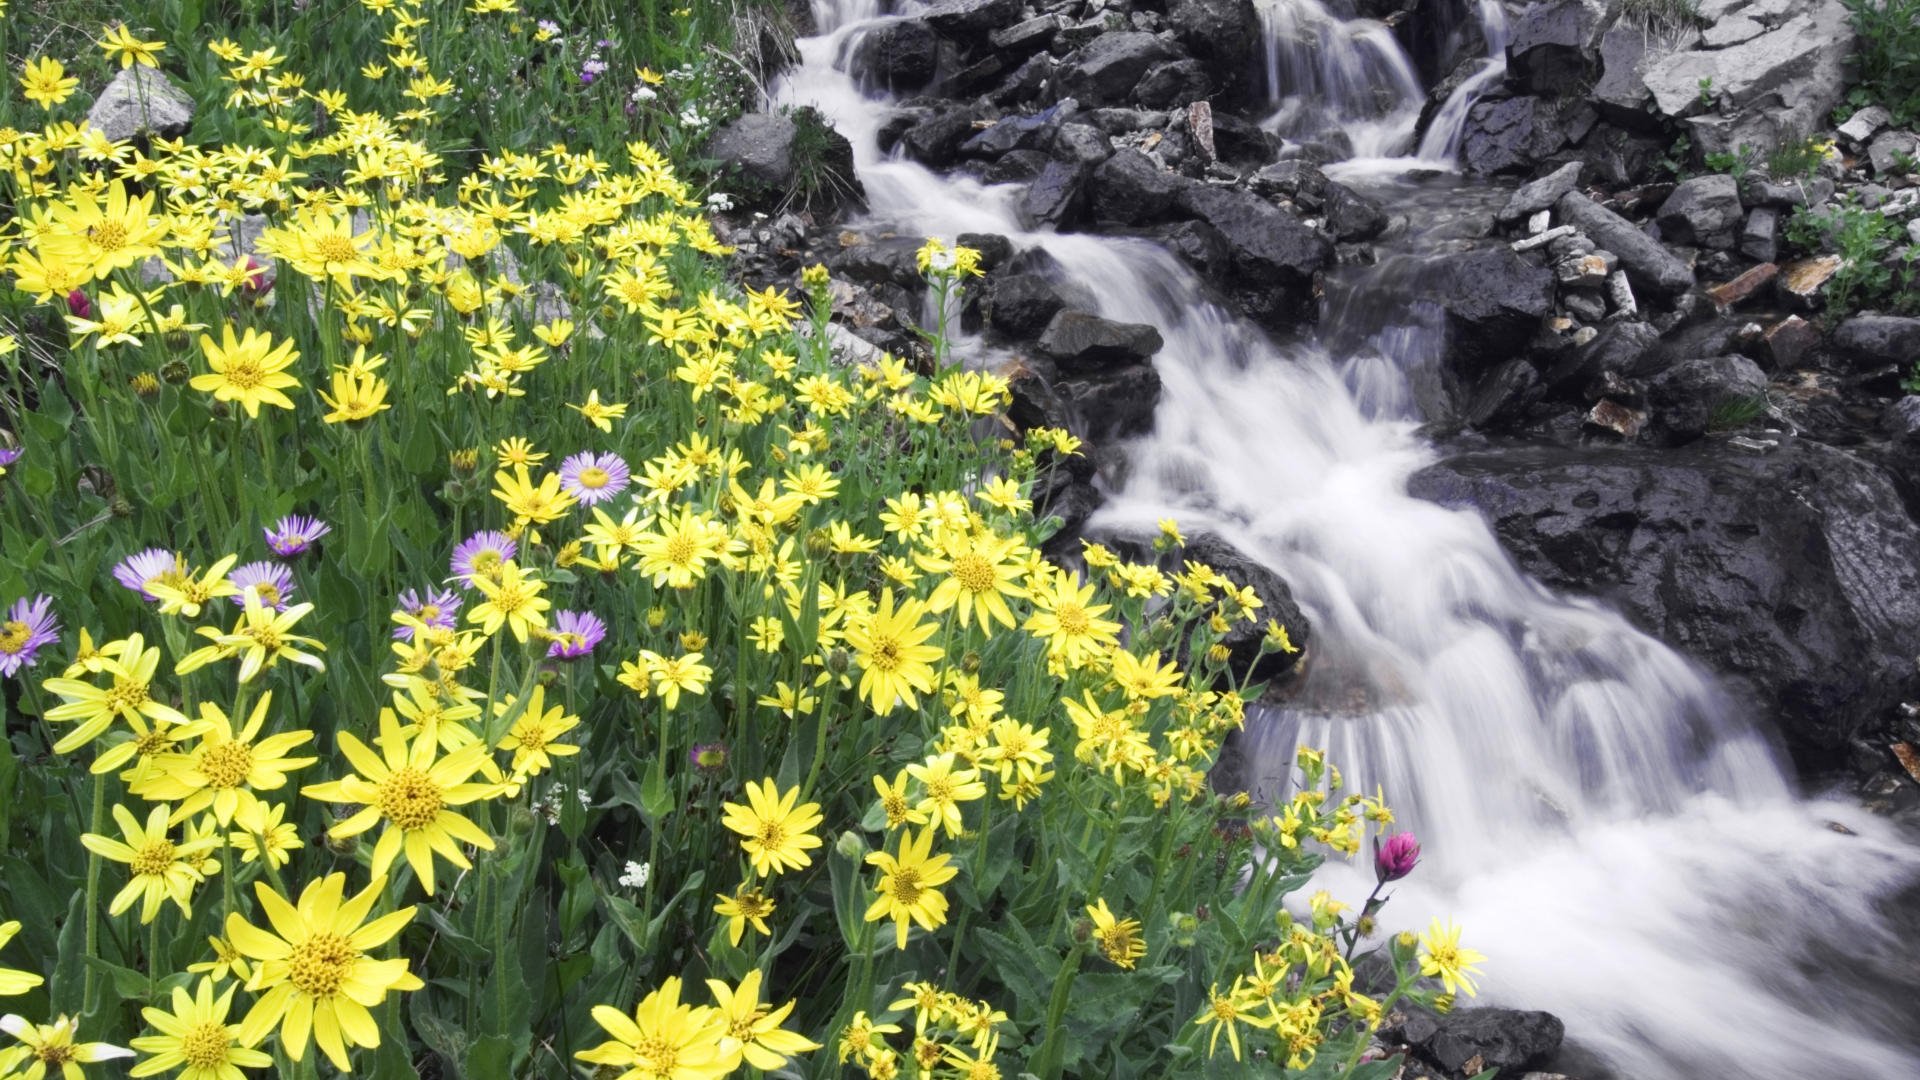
[1324,182,1389,241]
[1641,0,1856,157]
[1089,150,1189,225]
[1052,123,1114,166]
[1022,161,1087,229]
[1831,315,1920,371]
[1174,185,1334,327]
[1646,354,1768,441]
[1656,174,1745,250]
[1460,95,1595,176]
[1061,32,1178,105]
[1036,309,1165,372]
[1393,1006,1565,1077]
[1498,161,1584,223]
[705,109,862,213]
[1555,191,1696,299]
[1506,0,1612,95]
[920,0,1022,35]
[1399,247,1557,375]
[88,66,194,143]
[1166,0,1262,100]
[850,20,939,93]
[986,273,1069,338]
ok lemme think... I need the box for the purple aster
[228,560,297,611]
[546,609,607,660]
[395,587,463,640]
[558,450,631,506]
[688,742,728,773]
[113,547,184,601]
[0,594,58,677]
[0,446,21,470]
[450,530,517,585]
[264,514,331,558]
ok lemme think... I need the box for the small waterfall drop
[776,5,1920,1078]
[1255,0,1426,158]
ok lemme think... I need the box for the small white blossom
[618,861,651,889]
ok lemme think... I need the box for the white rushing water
[779,4,1920,1077]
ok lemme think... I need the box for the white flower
[618,861,650,889]
[707,192,734,212]
[576,787,592,807]
[632,84,658,103]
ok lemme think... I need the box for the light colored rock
[1642,1,1856,155]
[1837,104,1892,143]
[1908,218,1920,246]
[1778,254,1843,308]
[1702,16,1765,47]
[1868,129,1920,176]
[86,65,194,143]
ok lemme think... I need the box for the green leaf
[463,1034,518,1080]
[829,830,871,953]
[639,764,673,825]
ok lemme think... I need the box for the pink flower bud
[65,290,91,319]
[1375,831,1420,883]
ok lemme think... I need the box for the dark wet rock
[1061,31,1179,105]
[921,0,1023,35]
[1562,123,1669,188]
[1324,182,1389,242]
[850,19,939,93]
[830,235,926,292]
[1249,159,1331,209]
[1404,247,1557,375]
[1409,439,1920,767]
[1211,112,1282,166]
[1463,357,1545,429]
[963,107,1071,160]
[955,232,1013,272]
[1591,22,1659,126]
[1089,150,1190,225]
[1174,185,1335,327]
[1498,161,1583,223]
[1054,362,1163,442]
[1740,207,1780,263]
[1740,174,1835,209]
[1391,1006,1565,1077]
[982,149,1052,183]
[942,53,1016,97]
[1656,175,1745,250]
[704,109,862,214]
[1166,0,1262,100]
[1134,59,1213,110]
[990,13,1064,54]
[1555,192,1696,300]
[985,273,1069,338]
[899,106,985,168]
[1052,122,1114,166]
[1084,107,1172,137]
[1831,316,1920,372]
[1646,354,1768,442]
[1036,309,1165,372]
[1884,396,1920,441]
[1461,95,1595,176]
[1506,0,1611,96]
[1763,314,1821,369]
[1022,161,1088,229]
[1153,219,1233,281]
[1179,532,1311,688]
[1542,320,1663,398]
[89,66,195,143]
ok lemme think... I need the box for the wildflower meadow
[0,2,1484,1077]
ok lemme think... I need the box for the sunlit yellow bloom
[567,388,626,433]
[1022,569,1121,669]
[20,57,79,108]
[720,778,823,878]
[707,970,822,1072]
[491,465,576,526]
[191,326,301,418]
[1418,918,1486,998]
[0,922,44,997]
[466,561,551,643]
[846,589,944,715]
[133,693,316,826]
[1086,898,1146,969]
[915,530,1025,634]
[174,593,327,684]
[713,887,774,947]
[864,826,959,950]
[575,977,730,1080]
[100,24,167,68]
[493,683,579,777]
[80,803,218,923]
[906,753,986,838]
[0,1015,131,1078]
[41,633,189,754]
[129,975,273,1079]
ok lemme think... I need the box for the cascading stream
[777,4,1920,1078]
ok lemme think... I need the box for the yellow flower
[191,326,301,418]
[174,594,328,684]
[0,922,44,997]
[41,633,189,754]
[567,388,627,433]
[186,935,252,987]
[132,692,316,827]
[1418,918,1486,997]
[575,977,730,1080]
[99,24,166,67]
[1085,898,1146,970]
[635,506,740,590]
[720,778,823,878]
[914,529,1026,634]
[316,355,391,424]
[493,683,580,778]
[466,561,550,643]
[640,650,711,710]
[45,179,168,279]
[846,589,944,715]
[905,753,985,839]
[227,874,421,1072]
[145,556,240,618]
[713,887,775,947]
[490,465,576,527]
[79,803,219,924]
[707,970,822,1072]
[299,710,498,896]
[1022,568,1121,669]
[20,57,79,108]
[864,826,959,950]
[494,436,546,467]
[872,770,928,831]
[129,975,273,1079]
[0,1015,131,1078]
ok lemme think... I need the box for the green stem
[1030,942,1089,1080]
[81,775,106,1014]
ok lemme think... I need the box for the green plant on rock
[1708,393,1771,431]
[1766,136,1836,181]
[1705,145,1760,180]
[1842,0,1920,124]
[1784,195,1919,315]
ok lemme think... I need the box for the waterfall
[1254,0,1427,159]
[776,5,1920,1078]
[1416,0,1511,164]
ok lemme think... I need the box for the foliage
[1619,0,1702,37]
[1704,145,1759,181]
[1841,0,1920,125]
[1707,393,1770,431]
[0,2,1478,1079]
[1765,136,1836,182]
[1784,195,1920,315]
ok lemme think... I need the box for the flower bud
[1374,831,1420,884]
[66,289,91,319]
[834,829,868,861]
[160,359,190,384]
[130,372,161,400]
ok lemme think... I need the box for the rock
[1656,174,1745,250]
[1054,362,1163,442]
[1409,440,1920,766]
[1837,104,1892,144]
[963,103,1074,159]
[1642,1,1857,157]
[1831,316,1920,371]
[1884,396,1920,440]
[87,65,195,143]
[956,233,1013,271]
[1402,247,1558,376]
[1740,174,1835,208]
[1911,218,1920,247]
[1868,129,1920,177]
[1706,262,1778,310]
[1324,182,1389,242]
[1061,32,1178,105]
[1586,397,1649,437]
[982,149,1051,183]
[1053,123,1114,167]
[1740,207,1780,263]
[1463,358,1544,428]
[1461,95,1593,176]
[898,107,982,168]
[1543,319,1662,396]
[1022,161,1087,230]
[1036,309,1165,372]
[1776,254,1843,311]
[1166,0,1263,101]
[1174,185,1334,327]
[1153,219,1233,280]
[920,0,1023,35]
[1591,23,1658,124]
[1133,59,1213,110]
[1498,161,1584,223]
[1763,314,1819,368]
[1174,532,1311,687]
[990,14,1063,53]
[1506,0,1612,96]
[1249,159,1330,208]
[1646,354,1768,441]
[850,19,939,93]
[1555,192,1696,300]
[1089,149,1189,225]
[1392,1006,1565,1077]
[1555,249,1616,289]
[986,273,1069,338]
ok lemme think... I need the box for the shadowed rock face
[1410,439,1920,770]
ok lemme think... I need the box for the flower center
[635,1036,678,1072]
[181,1021,231,1069]
[868,637,902,673]
[89,220,128,252]
[470,550,503,574]
[1056,605,1090,635]
[516,725,549,752]
[316,235,357,264]
[0,620,29,654]
[242,623,283,651]
[201,741,254,788]
[288,931,355,997]
[665,533,697,566]
[490,582,529,613]
[376,766,444,829]
[131,838,177,877]
[34,1044,74,1066]
[756,820,786,852]
[106,677,151,716]
[223,359,265,390]
[951,553,996,594]
[924,776,954,804]
[577,466,610,489]
[888,867,923,904]
[418,604,441,621]
[252,583,283,606]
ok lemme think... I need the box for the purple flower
[228,560,296,611]
[689,742,728,773]
[113,547,184,600]
[1374,832,1421,884]
[394,587,463,640]
[450,530,516,585]
[546,609,606,660]
[264,514,331,558]
[0,594,59,678]
[0,446,21,470]
[558,450,630,506]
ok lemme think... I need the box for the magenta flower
[0,446,21,471]
[65,290,90,319]
[558,450,630,506]
[113,547,184,600]
[689,742,728,773]
[264,514,331,558]
[1374,832,1421,884]
[0,594,59,678]
[228,560,297,611]
[394,587,462,640]
[546,609,606,660]
[450,530,516,586]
